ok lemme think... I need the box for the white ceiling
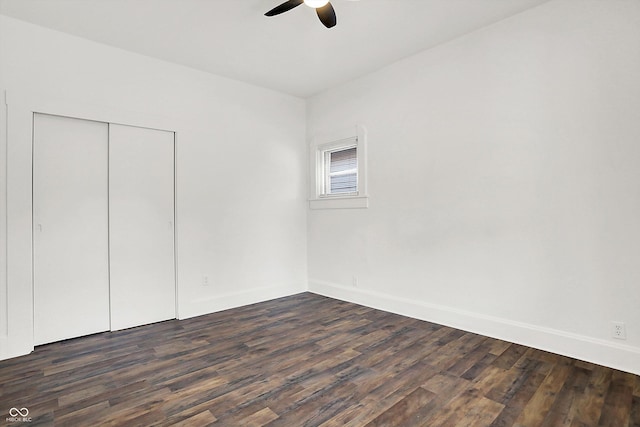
[0,0,550,98]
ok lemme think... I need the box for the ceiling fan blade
[265,0,304,16]
[316,2,337,28]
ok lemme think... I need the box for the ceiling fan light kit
[265,0,337,29]
[304,0,329,7]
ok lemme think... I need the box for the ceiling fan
[265,0,337,29]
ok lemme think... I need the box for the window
[323,145,357,196]
[309,125,368,209]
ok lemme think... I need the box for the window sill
[309,196,369,210]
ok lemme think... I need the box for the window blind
[328,147,357,194]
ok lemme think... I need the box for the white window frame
[309,125,368,209]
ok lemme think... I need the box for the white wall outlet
[202,275,210,287]
[612,321,626,340]
[352,276,358,287]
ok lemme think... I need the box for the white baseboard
[309,279,640,376]
[179,283,307,320]
[0,336,34,362]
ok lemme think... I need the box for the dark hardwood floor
[1,292,638,426]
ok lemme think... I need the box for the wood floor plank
[453,391,504,426]
[492,343,529,370]
[169,410,217,426]
[53,401,111,427]
[484,357,541,404]
[514,363,573,426]
[427,386,504,427]
[364,386,436,426]
[597,370,634,426]
[539,366,590,427]
[241,382,306,419]
[461,351,499,381]
[489,364,549,427]
[568,366,612,426]
[320,359,438,426]
[428,332,487,372]
[318,402,368,427]
[54,380,148,420]
[240,407,279,426]
[447,338,491,376]
[0,292,638,426]
[265,380,359,427]
[630,395,640,427]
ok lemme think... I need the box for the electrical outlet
[202,275,210,287]
[612,321,626,340]
[352,276,358,287]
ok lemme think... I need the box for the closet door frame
[3,91,180,360]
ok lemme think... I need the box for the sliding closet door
[33,113,110,345]
[109,124,176,330]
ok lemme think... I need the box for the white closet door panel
[33,113,110,345]
[109,124,175,331]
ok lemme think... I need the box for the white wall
[307,0,640,375]
[0,15,307,359]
